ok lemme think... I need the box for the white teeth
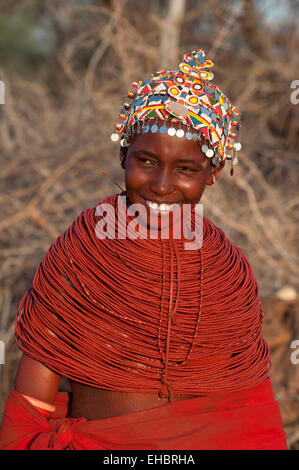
[146,201,174,212]
[147,201,158,210]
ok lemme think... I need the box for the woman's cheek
[125,165,150,186]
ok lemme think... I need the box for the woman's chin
[121,195,199,240]
[133,206,185,239]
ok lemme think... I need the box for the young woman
[0,49,287,450]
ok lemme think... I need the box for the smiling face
[121,123,216,213]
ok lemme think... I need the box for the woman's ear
[206,163,217,186]
[206,160,225,186]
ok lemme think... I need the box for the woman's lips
[145,200,179,212]
[126,195,185,214]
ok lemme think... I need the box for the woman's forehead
[128,132,207,164]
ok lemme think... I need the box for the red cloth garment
[0,379,287,450]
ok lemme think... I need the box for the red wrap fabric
[0,379,287,450]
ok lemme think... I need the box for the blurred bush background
[0,0,298,448]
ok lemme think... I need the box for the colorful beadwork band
[111,49,241,170]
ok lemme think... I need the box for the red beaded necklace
[15,193,270,400]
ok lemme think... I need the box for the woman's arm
[14,353,61,404]
[0,355,76,449]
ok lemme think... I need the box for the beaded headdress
[111,49,241,174]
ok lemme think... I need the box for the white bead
[111,133,119,142]
[206,149,214,158]
[234,142,242,151]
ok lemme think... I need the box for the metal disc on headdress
[167,127,176,136]
[120,138,129,147]
[151,123,158,133]
[166,101,189,120]
[159,123,168,134]
[206,148,214,158]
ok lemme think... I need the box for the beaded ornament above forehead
[111,49,242,175]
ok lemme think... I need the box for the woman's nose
[150,168,174,196]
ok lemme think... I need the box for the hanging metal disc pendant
[176,129,185,138]
[159,123,168,134]
[167,127,176,136]
[206,148,214,158]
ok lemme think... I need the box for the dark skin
[122,124,216,208]
[14,125,220,420]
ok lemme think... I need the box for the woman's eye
[178,167,196,173]
[139,158,153,165]
[136,157,152,164]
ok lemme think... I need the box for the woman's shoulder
[35,194,118,273]
[202,215,231,246]
[202,215,250,262]
[70,193,118,224]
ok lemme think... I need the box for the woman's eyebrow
[175,158,197,164]
[175,158,206,169]
[131,150,158,158]
[131,150,204,167]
